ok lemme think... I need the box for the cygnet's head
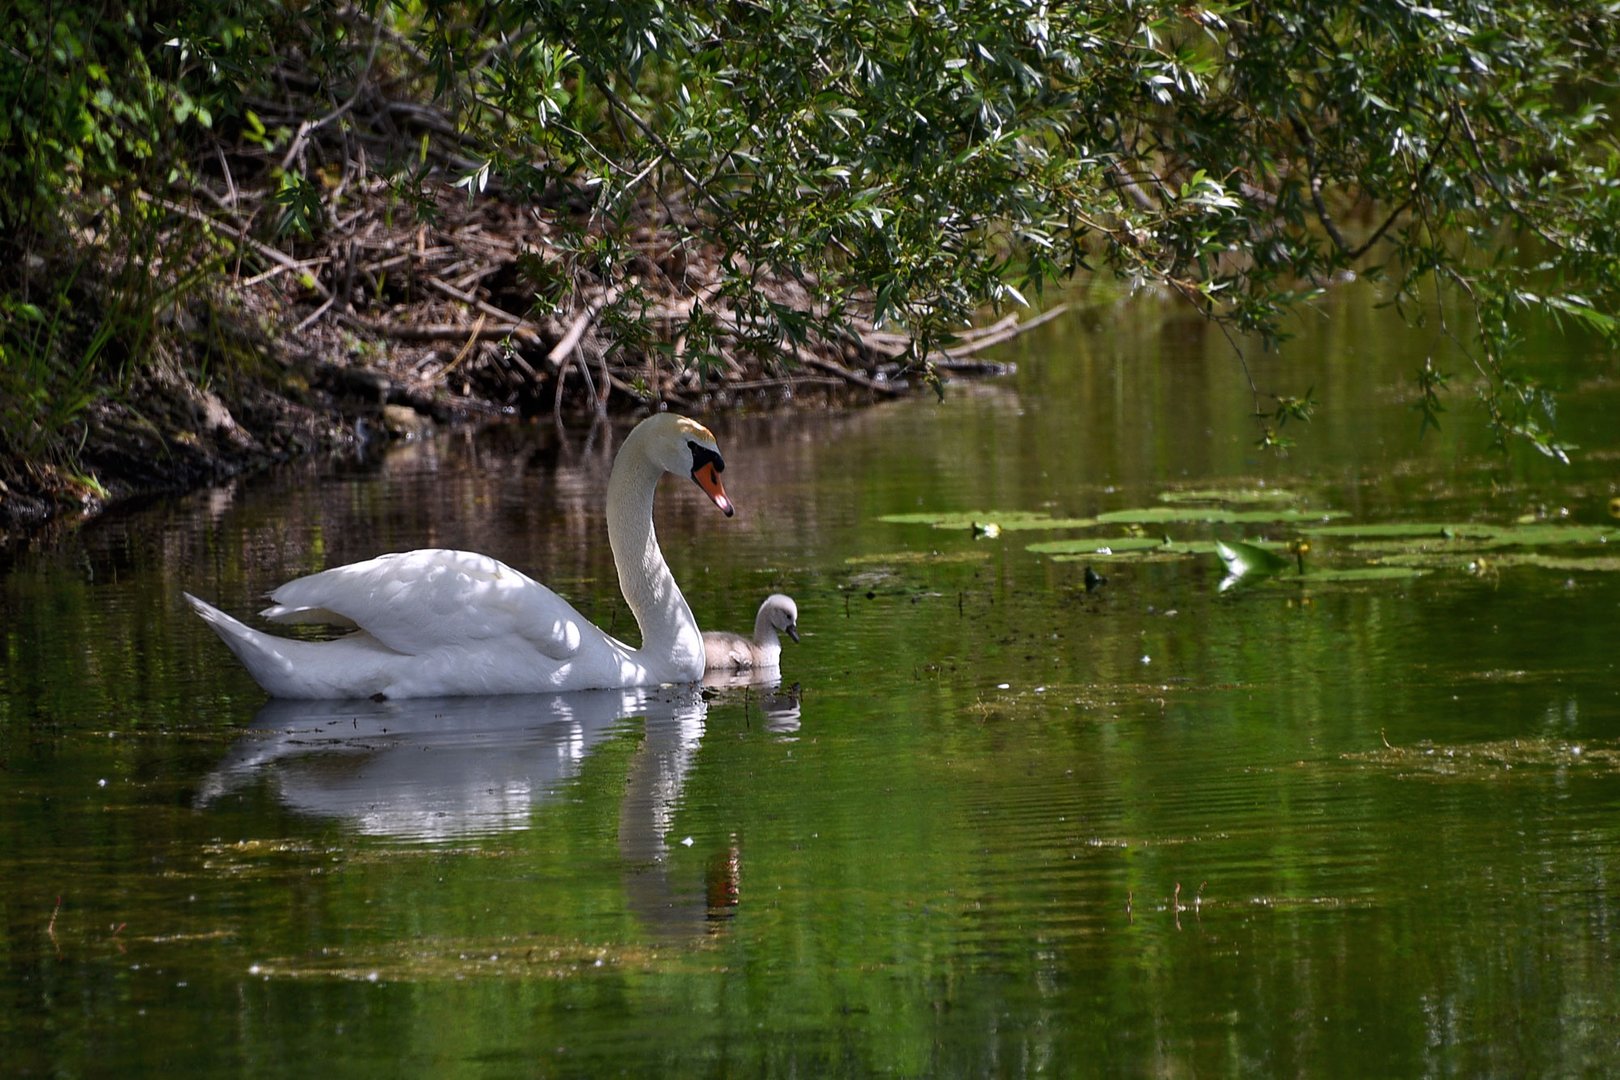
[760,593,799,643]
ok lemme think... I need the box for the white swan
[703,594,799,672]
[185,413,734,699]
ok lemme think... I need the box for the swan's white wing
[261,549,593,661]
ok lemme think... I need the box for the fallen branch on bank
[142,80,1070,425]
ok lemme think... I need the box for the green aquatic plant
[1096,507,1345,526]
[1156,487,1305,505]
[879,510,1097,532]
[1027,536,1209,559]
[1305,521,1613,549]
[1276,566,1429,583]
[1380,553,1620,573]
[1343,738,1620,781]
[844,550,993,567]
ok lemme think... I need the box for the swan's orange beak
[693,462,734,517]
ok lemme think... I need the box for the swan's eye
[688,441,725,475]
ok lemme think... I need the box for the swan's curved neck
[606,440,703,675]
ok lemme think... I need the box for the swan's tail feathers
[185,592,314,698]
[259,603,359,628]
[185,592,398,699]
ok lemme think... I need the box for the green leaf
[881,510,1097,532]
[1214,538,1292,577]
[1097,506,1344,525]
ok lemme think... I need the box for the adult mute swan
[703,594,799,672]
[186,413,734,699]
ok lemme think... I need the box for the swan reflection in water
[199,686,708,841]
[198,681,801,936]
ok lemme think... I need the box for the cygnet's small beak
[692,462,734,517]
[785,624,800,644]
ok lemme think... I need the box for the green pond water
[3,286,1619,1076]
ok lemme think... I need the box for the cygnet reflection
[701,671,802,736]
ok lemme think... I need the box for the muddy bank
[0,315,906,543]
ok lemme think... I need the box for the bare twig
[435,313,487,381]
[280,26,384,172]
[426,278,543,346]
[547,285,623,368]
[940,303,1073,357]
[144,191,334,300]
[293,293,337,332]
[789,344,907,396]
[345,318,525,343]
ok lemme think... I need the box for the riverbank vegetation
[5,0,1620,532]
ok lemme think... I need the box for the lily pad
[1302,522,1499,539]
[879,510,1097,532]
[1380,552,1620,573]
[1280,566,1430,583]
[1157,486,1303,504]
[1303,521,1612,546]
[1219,561,1427,592]
[1097,506,1345,525]
[1055,551,1196,565]
[844,550,993,566]
[1026,536,1179,557]
[1476,523,1612,546]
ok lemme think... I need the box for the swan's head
[633,413,734,517]
[761,593,800,644]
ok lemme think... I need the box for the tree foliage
[6,0,1620,463]
[439,0,1620,454]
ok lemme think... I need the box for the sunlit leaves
[271,172,324,238]
[1414,357,1451,438]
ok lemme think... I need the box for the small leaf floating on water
[1214,537,1291,592]
[1215,538,1293,577]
